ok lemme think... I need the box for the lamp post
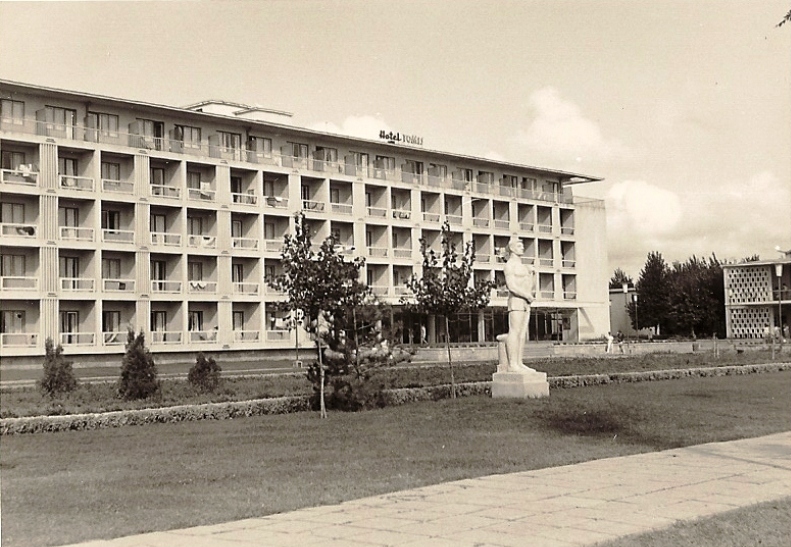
[776,262,784,355]
[622,282,631,350]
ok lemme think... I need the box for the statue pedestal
[492,370,550,399]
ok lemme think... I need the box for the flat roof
[0,79,602,184]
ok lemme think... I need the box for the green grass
[598,497,791,547]
[1,372,789,547]
[1,349,783,418]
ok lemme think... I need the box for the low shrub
[188,353,222,393]
[39,338,78,397]
[118,330,160,401]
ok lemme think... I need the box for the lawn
[1,349,784,418]
[1,371,789,547]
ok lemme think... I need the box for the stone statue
[504,238,536,372]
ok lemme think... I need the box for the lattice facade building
[723,260,790,338]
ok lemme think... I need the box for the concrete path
[63,432,791,547]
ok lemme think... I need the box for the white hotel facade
[0,80,609,364]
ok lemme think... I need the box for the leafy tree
[188,352,222,393]
[402,221,494,398]
[118,329,160,400]
[268,213,371,417]
[630,251,671,334]
[609,268,634,290]
[39,337,78,397]
[666,255,725,338]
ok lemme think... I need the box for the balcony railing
[310,159,344,174]
[494,219,510,230]
[367,207,387,218]
[1,276,38,290]
[540,290,555,300]
[234,330,260,342]
[537,224,553,234]
[232,237,259,250]
[562,259,576,268]
[563,291,578,300]
[1,168,38,186]
[538,258,554,267]
[151,280,182,293]
[0,332,38,347]
[59,175,94,191]
[60,332,95,346]
[60,277,95,292]
[187,235,217,249]
[103,278,135,292]
[423,212,441,223]
[151,232,181,247]
[473,218,490,228]
[475,253,491,263]
[103,331,126,346]
[231,192,258,205]
[188,280,218,293]
[151,331,183,344]
[263,239,283,252]
[370,285,389,296]
[392,209,412,220]
[190,330,218,343]
[445,214,463,226]
[60,226,95,242]
[264,196,288,208]
[521,256,535,265]
[561,226,575,235]
[102,228,135,244]
[150,184,181,199]
[233,282,260,295]
[0,222,37,238]
[102,179,134,194]
[393,248,412,259]
[302,200,325,212]
[519,222,535,232]
[188,186,216,201]
[266,330,289,341]
[367,247,389,257]
[331,203,353,215]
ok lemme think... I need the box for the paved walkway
[65,432,791,547]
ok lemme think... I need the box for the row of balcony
[0,329,272,349]
[0,277,266,296]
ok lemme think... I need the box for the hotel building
[722,256,790,339]
[0,80,609,364]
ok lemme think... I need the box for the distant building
[0,80,610,364]
[608,287,650,338]
[723,254,790,338]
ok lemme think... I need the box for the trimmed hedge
[2,362,788,435]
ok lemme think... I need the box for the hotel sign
[379,130,423,147]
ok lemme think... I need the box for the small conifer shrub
[188,352,222,393]
[118,330,160,400]
[39,337,78,397]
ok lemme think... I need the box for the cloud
[514,87,628,164]
[308,115,392,140]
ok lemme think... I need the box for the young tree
[39,337,78,397]
[630,251,671,334]
[609,268,634,290]
[268,213,371,417]
[188,352,222,393]
[402,221,494,398]
[118,329,160,400]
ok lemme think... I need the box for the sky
[1,0,789,279]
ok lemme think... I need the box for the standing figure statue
[504,238,536,372]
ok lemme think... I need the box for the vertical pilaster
[39,142,58,191]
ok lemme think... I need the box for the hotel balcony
[538,257,554,268]
[231,192,258,206]
[102,179,135,195]
[151,184,181,199]
[263,239,282,253]
[537,224,553,234]
[519,222,535,232]
[561,226,575,236]
[310,158,344,174]
[189,330,218,343]
[0,222,37,238]
[59,175,95,192]
[0,332,38,348]
[151,331,183,344]
[370,285,389,296]
[445,214,463,226]
[232,237,259,251]
[392,209,412,220]
[187,235,217,249]
[233,282,260,296]
[540,290,555,300]
[301,200,325,212]
[422,212,441,223]
[393,247,412,259]
[151,232,182,247]
[563,291,578,300]
[264,196,288,209]
[562,259,577,268]
[475,253,492,264]
[1,167,38,187]
[473,217,490,228]
[60,332,95,346]
[188,185,216,202]
[367,247,389,258]
[103,278,135,292]
[330,203,353,215]
[493,219,510,230]
[188,280,218,294]
[60,277,95,292]
[151,280,182,293]
[1,275,38,290]
[367,206,387,218]
[60,226,95,242]
[101,229,135,244]
[103,331,126,346]
[266,330,290,341]
[234,330,260,342]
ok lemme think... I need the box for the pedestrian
[616,330,625,353]
[420,324,427,345]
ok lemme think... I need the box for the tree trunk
[445,316,456,399]
[318,342,327,418]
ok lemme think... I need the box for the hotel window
[375,155,396,171]
[233,311,245,331]
[219,131,241,150]
[150,213,166,233]
[60,311,79,336]
[174,125,202,148]
[151,311,167,332]
[288,142,309,159]
[102,311,121,334]
[232,263,244,283]
[1,254,25,276]
[247,136,272,155]
[187,217,203,236]
[1,202,25,224]
[46,106,77,129]
[330,188,340,204]
[315,146,338,162]
[230,176,243,195]
[101,162,121,181]
[87,112,119,137]
[429,163,447,177]
[1,151,25,170]
[264,264,275,280]
[521,177,537,191]
[1,310,25,334]
[478,171,494,184]
[150,167,165,186]
[59,256,79,278]
[231,220,243,238]
[350,152,369,168]
[456,168,473,182]
[503,175,518,188]
[151,260,166,282]
[264,222,275,240]
[102,210,120,230]
[1,99,24,124]
[187,171,201,190]
[403,160,424,174]
[138,119,164,147]
[188,261,203,281]
[301,185,311,201]
[58,206,79,228]
[542,180,558,194]
[188,311,204,331]
[263,179,275,197]
[102,258,121,279]
[58,157,78,177]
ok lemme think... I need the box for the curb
[2,362,789,435]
